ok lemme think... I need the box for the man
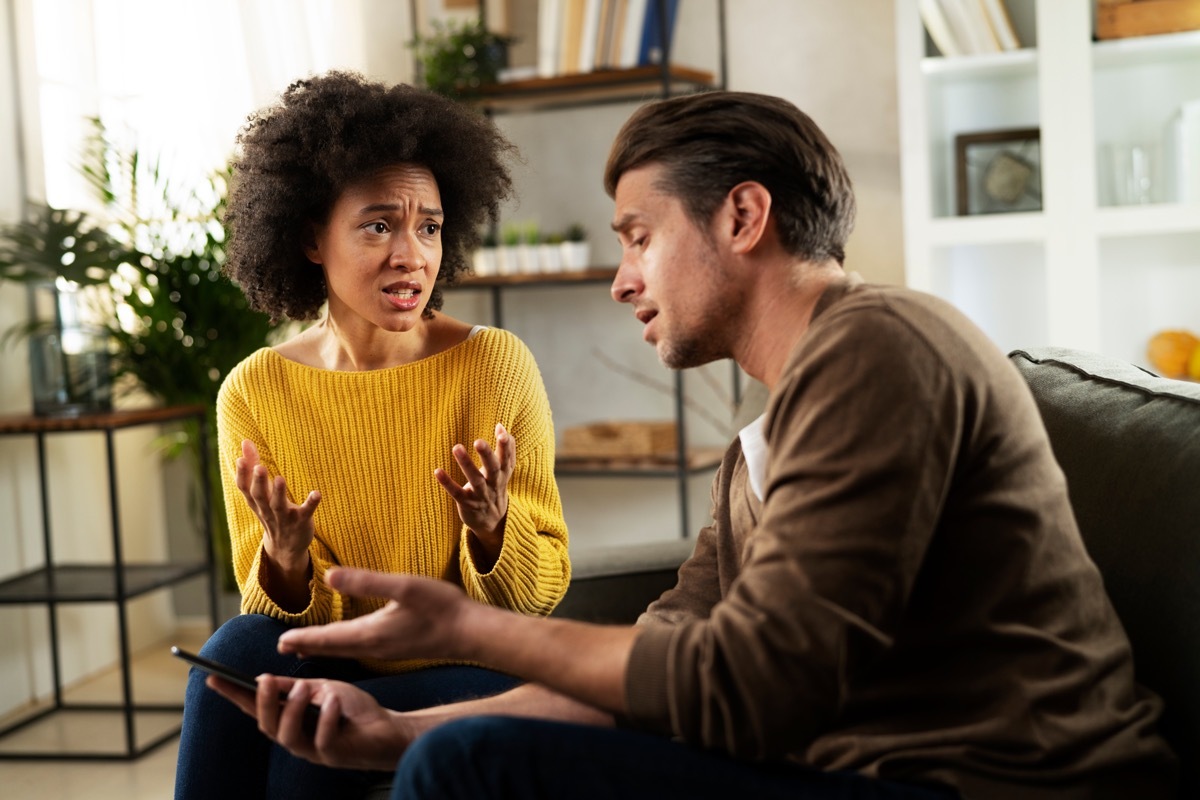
[211,91,1177,799]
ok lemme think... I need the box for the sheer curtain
[24,0,369,210]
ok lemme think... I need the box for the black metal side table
[0,405,219,760]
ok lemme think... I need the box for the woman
[174,71,570,799]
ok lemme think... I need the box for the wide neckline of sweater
[259,327,498,377]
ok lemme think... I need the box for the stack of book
[537,0,680,78]
[918,0,1021,57]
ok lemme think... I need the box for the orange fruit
[1147,330,1199,379]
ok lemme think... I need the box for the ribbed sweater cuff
[463,501,543,608]
[239,546,336,624]
[623,622,677,736]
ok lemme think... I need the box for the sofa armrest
[1010,347,1200,794]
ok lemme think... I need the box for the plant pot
[538,243,563,273]
[472,246,498,276]
[496,245,520,276]
[561,241,591,271]
[516,243,537,274]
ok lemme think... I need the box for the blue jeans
[392,716,960,800]
[173,614,519,800]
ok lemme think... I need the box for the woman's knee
[198,613,290,670]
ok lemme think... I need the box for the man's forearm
[456,603,641,716]
[404,682,616,731]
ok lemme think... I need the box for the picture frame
[955,128,1042,216]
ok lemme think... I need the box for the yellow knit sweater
[216,327,570,673]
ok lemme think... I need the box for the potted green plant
[517,220,539,273]
[539,231,564,273]
[561,223,591,271]
[409,18,515,101]
[0,119,283,590]
[498,222,522,275]
[472,227,499,276]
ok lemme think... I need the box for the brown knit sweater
[625,280,1176,798]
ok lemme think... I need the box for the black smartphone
[171,646,324,733]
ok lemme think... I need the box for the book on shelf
[918,0,962,56]
[920,0,1020,57]
[638,0,680,66]
[939,0,997,54]
[578,0,602,74]
[618,0,649,68]
[537,0,564,77]
[979,0,1020,50]
[600,0,628,70]
[559,0,586,75]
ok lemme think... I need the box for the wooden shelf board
[556,447,725,475]
[478,65,715,112]
[454,267,618,288]
[0,404,206,435]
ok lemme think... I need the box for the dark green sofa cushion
[1010,347,1200,795]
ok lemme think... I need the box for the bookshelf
[896,0,1200,368]
[421,0,730,541]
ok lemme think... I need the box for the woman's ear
[726,181,772,255]
[302,222,323,264]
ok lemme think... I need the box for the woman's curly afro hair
[224,70,517,322]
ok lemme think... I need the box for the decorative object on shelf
[955,127,1042,215]
[1147,329,1200,380]
[1100,140,1159,206]
[561,222,591,270]
[410,17,515,100]
[1096,0,1200,40]
[25,280,114,416]
[1164,99,1200,203]
[0,202,135,416]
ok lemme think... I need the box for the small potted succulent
[472,227,498,276]
[538,231,564,273]
[498,222,522,275]
[560,223,590,271]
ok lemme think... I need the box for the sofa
[557,346,1199,796]
[1009,346,1200,796]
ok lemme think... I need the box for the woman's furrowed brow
[356,203,444,217]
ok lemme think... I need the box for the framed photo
[955,128,1042,216]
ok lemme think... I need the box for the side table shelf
[0,405,219,760]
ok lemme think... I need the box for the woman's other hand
[435,422,515,568]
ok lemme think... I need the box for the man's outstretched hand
[277,568,479,663]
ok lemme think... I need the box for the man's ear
[725,181,772,255]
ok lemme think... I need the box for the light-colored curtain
[24,0,369,210]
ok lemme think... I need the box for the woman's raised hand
[235,439,321,582]
[434,423,515,565]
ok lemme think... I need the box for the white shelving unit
[895,0,1200,368]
